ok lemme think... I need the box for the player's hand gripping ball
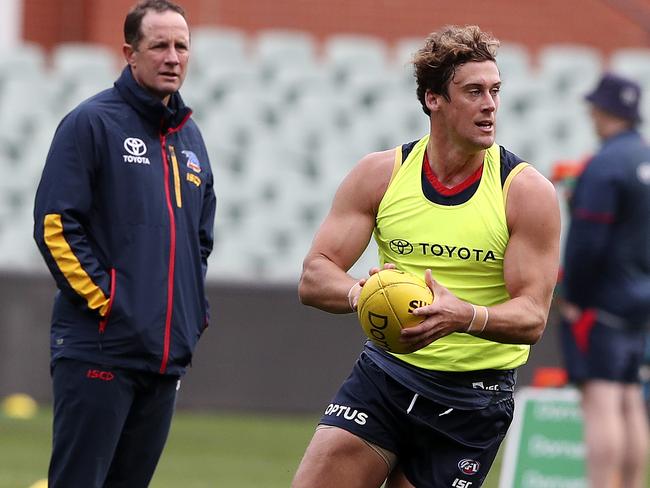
[357,269,434,354]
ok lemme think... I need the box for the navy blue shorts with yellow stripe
[318,353,513,488]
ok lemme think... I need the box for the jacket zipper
[159,134,177,374]
[157,111,192,374]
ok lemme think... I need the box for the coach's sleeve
[198,152,216,326]
[33,109,112,316]
[563,158,618,307]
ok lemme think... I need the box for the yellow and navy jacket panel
[374,134,530,371]
[33,66,216,376]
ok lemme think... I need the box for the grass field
[0,405,505,488]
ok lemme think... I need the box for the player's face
[438,61,501,151]
[124,10,190,104]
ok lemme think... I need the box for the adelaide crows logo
[182,150,201,173]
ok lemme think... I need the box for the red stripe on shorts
[572,308,597,354]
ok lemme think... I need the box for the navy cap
[585,72,642,123]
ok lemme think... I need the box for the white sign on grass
[499,387,587,488]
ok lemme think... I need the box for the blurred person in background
[559,72,650,488]
[32,1,216,486]
[292,25,560,488]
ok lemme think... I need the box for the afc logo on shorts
[450,458,480,487]
[458,458,480,475]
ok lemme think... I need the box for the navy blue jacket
[563,129,650,325]
[34,67,216,375]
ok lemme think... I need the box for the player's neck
[425,137,485,188]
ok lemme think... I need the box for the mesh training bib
[374,135,530,371]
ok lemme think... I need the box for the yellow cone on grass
[1,393,38,419]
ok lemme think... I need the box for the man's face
[589,105,633,141]
[429,61,501,151]
[124,10,190,104]
[589,106,609,140]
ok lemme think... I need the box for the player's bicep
[307,178,377,272]
[304,150,394,271]
[504,169,561,305]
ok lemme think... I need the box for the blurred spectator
[559,72,650,488]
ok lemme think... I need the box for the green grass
[152,410,319,487]
[0,405,505,488]
[0,409,51,488]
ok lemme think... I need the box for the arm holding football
[299,150,395,313]
[403,166,561,349]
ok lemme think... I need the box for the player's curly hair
[414,25,499,115]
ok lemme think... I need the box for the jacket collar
[114,66,192,132]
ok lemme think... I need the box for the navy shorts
[319,353,514,488]
[560,310,647,384]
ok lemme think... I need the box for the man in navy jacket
[33,1,216,486]
[560,73,650,488]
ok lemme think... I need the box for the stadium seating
[51,42,120,78]
[497,42,533,81]
[322,34,390,85]
[609,48,650,86]
[252,29,318,81]
[3,28,650,282]
[0,77,56,171]
[536,44,603,103]
[0,42,46,83]
[190,26,249,78]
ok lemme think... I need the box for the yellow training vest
[374,135,530,371]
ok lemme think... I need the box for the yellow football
[357,269,434,354]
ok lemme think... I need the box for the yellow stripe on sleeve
[169,145,182,208]
[503,162,530,207]
[43,214,110,315]
[388,145,402,187]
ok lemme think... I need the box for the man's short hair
[124,0,186,49]
[413,25,499,115]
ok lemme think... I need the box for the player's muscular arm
[299,150,395,313]
[475,167,561,344]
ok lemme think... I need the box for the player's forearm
[468,295,550,345]
[298,255,357,314]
